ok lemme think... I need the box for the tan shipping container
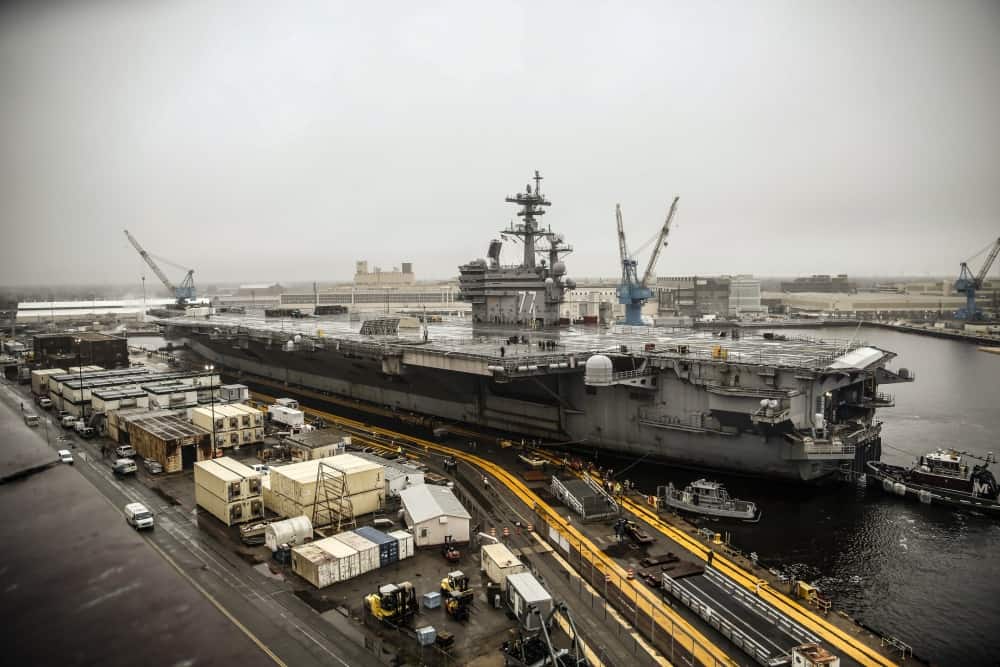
[291,539,361,588]
[481,543,527,590]
[195,484,263,526]
[194,458,262,502]
[264,487,384,524]
[270,455,383,506]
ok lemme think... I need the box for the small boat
[867,449,1000,514]
[660,479,760,521]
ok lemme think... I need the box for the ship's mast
[504,170,551,269]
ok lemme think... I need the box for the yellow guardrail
[251,390,736,667]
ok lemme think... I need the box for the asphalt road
[0,380,380,667]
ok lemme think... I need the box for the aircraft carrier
[161,172,913,481]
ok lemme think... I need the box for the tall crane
[954,236,1000,320]
[615,197,679,325]
[124,230,196,305]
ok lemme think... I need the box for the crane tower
[954,236,1000,320]
[124,230,197,306]
[616,197,679,326]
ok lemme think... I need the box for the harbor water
[626,327,1000,666]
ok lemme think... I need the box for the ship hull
[182,336,855,482]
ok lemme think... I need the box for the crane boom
[616,204,629,264]
[975,236,1000,285]
[125,229,175,292]
[640,196,679,288]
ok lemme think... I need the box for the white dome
[584,354,614,386]
[545,277,554,284]
[552,261,566,276]
[564,278,577,290]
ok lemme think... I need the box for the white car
[57,449,74,464]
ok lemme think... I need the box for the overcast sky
[1,1,998,288]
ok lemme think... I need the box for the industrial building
[116,411,212,472]
[32,332,128,369]
[656,276,732,318]
[398,485,471,547]
[780,274,856,293]
[285,429,351,462]
[354,260,415,286]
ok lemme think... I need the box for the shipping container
[505,572,553,631]
[195,457,262,500]
[268,404,304,427]
[353,526,398,567]
[265,515,313,551]
[220,384,249,402]
[270,455,384,506]
[481,543,527,590]
[314,537,362,581]
[30,368,66,397]
[290,543,338,589]
[195,484,260,526]
[331,531,379,574]
[194,460,243,502]
[389,530,415,560]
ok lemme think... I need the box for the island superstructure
[160,172,912,481]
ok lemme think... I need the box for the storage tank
[265,515,314,551]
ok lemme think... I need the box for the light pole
[74,337,84,420]
[205,364,217,457]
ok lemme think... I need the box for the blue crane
[616,197,679,325]
[124,230,197,306]
[954,236,1000,320]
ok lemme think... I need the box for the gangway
[551,476,618,521]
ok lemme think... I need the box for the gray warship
[161,172,913,481]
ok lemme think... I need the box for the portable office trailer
[353,526,398,567]
[331,531,379,574]
[481,543,527,590]
[30,368,66,397]
[505,572,553,632]
[269,455,383,505]
[195,484,262,526]
[268,405,304,427]
[211,457,263,498]
[220,384,249,402]
[389,530,415,560]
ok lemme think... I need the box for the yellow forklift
[440,571,473,621]
[365,582,418,624]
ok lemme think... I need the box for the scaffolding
[312,461,356,532]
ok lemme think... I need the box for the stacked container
[264,455,385,525]
[353,526,399,567]
[194,457,264,526]
[191,404,264,450]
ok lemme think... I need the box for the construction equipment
[124,229,197,306]
[615,197,679,325]
[500,601,588,667]
[614,518,655,546]
[955,236,1000,320]
[365,581,418,624]
[442,535,461,562]
[441,570,473,620]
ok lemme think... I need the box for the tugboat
[867,449,1000,514]
[659,479,760,521]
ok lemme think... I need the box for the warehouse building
[115,411,212,472]
[285,430,351,462]
[32,332,128,369]
[399,485,471,547]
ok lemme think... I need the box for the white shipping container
[481,543,527,590]
[506,572,553,631]
[331,531,379,574]
[389,530,415,560]
[269,405,304,427]
[314,537,361,581]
